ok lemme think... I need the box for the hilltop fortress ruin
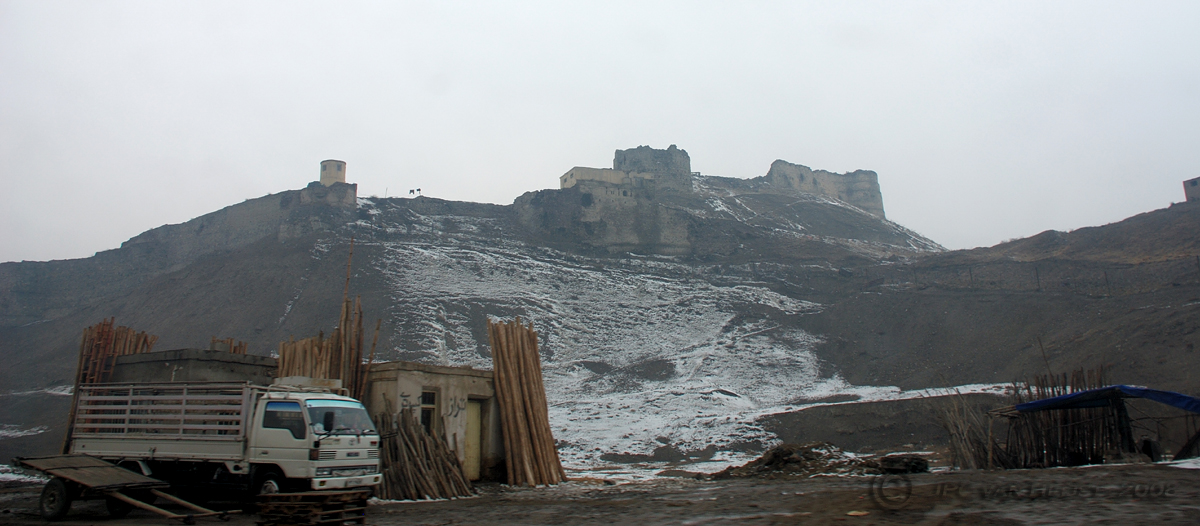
[513,145,894,256]
[555,145,886,219]
[80,148,902,289]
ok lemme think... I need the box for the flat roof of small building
[368,360,493,379]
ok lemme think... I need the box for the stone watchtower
[320,159,347,187]
[1185,176,1200,202]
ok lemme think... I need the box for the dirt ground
[1,463,1197,526]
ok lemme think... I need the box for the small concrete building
[364,362,503,482]
[109,349,278,384]
[1185,177,1200,202]
[320,159,347,187]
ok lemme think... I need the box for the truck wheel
[243,470,283,514]
[40,478,71,521]
[256,472,283,495]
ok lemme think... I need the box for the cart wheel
[105,496,134,518]
[39,478,71,521]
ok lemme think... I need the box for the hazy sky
[3,1,1198,262]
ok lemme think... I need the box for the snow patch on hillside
[1,386,72,397]
[352,199,949,469]
[0,424,48,440]
[369,239,844,464]
[0,465,46,484]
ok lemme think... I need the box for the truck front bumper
[311,474,382,490]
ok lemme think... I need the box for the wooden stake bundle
[276,297,372,396]
[275,238,379,399]
[63,319,158,453]
[375,406,473,501]
[1002,366,1123,469]
[74,319,159,385]
[487,317,565,486]
[209,336,248,354]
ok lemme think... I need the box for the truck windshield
[305,400,376,436]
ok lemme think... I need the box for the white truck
[65,382,381,498]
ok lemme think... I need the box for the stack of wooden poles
[277,296,381,400]
[276,239,381,400]
[375,406,473,500]
[63,319,158,453]
[487,317,565,486]
[74,318,159,385]
[210,336,248,354]
[1004,367,1120,468]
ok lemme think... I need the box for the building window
[322,165,327,172]
[338,164,343,172]
[420,391,437,434]
[1192,180,1198,187]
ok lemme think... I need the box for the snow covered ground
[0,424,48,440]
[0,465,45,484]
[348,200,992,473]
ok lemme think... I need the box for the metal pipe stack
[487,317,565,486]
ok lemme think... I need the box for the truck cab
[247,391,381,492]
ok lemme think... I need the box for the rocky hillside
[802,199,1200,395]
[2,149,1196,467]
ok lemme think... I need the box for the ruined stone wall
[560,167,655,190]
[613,144,691,175]
[764,160,886,219]
[512,185,691,255]
[121,182,358,267]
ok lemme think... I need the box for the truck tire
[243,469,283,514]
[255,472,283,495]
[40,478,71,521]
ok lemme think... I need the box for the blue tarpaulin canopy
[1015,385,1200,414]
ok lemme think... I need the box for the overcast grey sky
[3,1,1198,262]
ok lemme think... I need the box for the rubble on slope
[708,442,929,479]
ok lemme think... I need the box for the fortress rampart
[560,145,693,194]
[763,160,886,219]
[558,145,885,219]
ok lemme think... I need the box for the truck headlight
[315,468,332,477]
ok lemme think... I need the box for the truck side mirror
[323,411,335,432]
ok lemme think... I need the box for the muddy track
[2,463,1197,525]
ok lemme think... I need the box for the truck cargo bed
[70,383,251,460]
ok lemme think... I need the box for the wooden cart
[14,454,240,524]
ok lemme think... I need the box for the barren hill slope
[1,171,1195,468]
[942,200,1200,265]
[0,167,941,463]
[804,199,1200,394]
